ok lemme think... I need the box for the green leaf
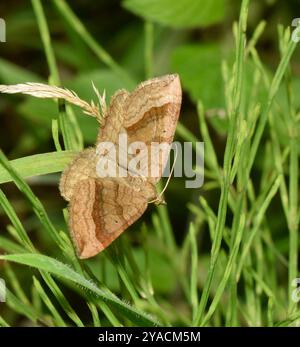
[0,189,34,250]
[0,315,10,327]
[171,43,224,107]
[66,69,136,142]
[292,77,300,109]
[40,272,84,327]
[17,98,57,124]
[5,288,45,324]
[0,236,27,254]
[17,69,134,144]
[33,276,67,327]
[0,150,71,251]
[0,58,42,84]
[0,253,160,327]
[0,151,77,184]
[123,0,226,28]
[67,69,134,100]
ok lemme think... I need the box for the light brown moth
[0,74,182,259]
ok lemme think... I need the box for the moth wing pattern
[61,74,182,258]
[123,74,182,184]
[97,88,129,145]
[59,148,98,202]
[69,178,148,259]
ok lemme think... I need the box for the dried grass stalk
[0,82,105,122]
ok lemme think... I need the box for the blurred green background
[0,0,299,241]
[0,0,299,326]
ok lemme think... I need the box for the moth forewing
[0,74,182,259]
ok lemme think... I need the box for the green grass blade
[0,151,77,184]
[33,276,67,327]
[52,0,135,89]
[41,272,84,327]
[0,253,160,327]
[0,150,69,251]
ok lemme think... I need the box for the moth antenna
[158,149,178,199]
[149,148,178,205]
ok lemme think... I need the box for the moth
[0,74,182,259]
